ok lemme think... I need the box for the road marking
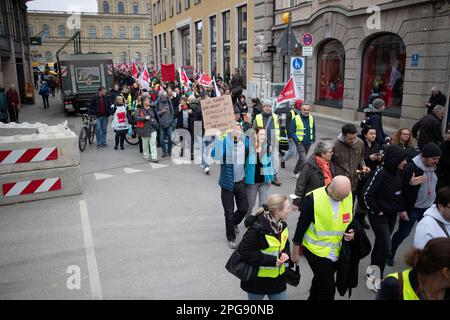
[123,167,143,174]
[172,159,192,165]
[94,173,114,180]
[149,163,169,169]
[79,200,103,300]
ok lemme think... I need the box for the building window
[104,26,112,39]
[195,21,203,73]
[210,16,217,77]
[157,1,161,23]
[133,26,140,39]
[162,0,166,20]
[119,26,126,39]
[176,0,181,13]
[89,26,97,38]
[45,51,52,62]
[170,30,175,64]
[162,33,167,63]
[103,1,110,13]
[237,5,247,88]
[135,52,141,63]
[185,0,190,9]
[42,24,49,38]
[222,11,231,82]
[133,3,139,14]
[153,4,157,25]
[169,0,174,17]
[360,34,406,117]
[58,25,65,38]
[316,40,345,108]
[118,1,125,14]
[181,27,191,66]
[159,34,163,66]
[120,51,127,63]
[155,36,159,65]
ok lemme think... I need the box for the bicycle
[78,114,96,152]
[124,120,140,145]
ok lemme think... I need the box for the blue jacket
[39,83,49,96]
[289,114,316,145]
[212,135,245,191]
[365,112,388,145]
[244,137,273,185]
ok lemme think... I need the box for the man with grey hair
[412,105,445,150]
[156,91,174,157]
[426,87,446,115]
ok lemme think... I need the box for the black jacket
[364,112,389,145]
[336,220,372,297]
[412,113,444,149]
[362,144,408,215]
[89,94,111,117]
[427,92,447,114]
[361,136,383,172]
[438,140,450,189]
[401,158,425,213]
[239,214,290,295]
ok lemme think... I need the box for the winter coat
[364,112,389,145]
[89,94,111,117]
[362,144,408,215]
[414,205,450,250]
[0,91,8,121]
[156,98,174,128]
[109,89,121,103]
[244,137,273,185]
[176,106,195,134]
[239,214,290,295]
[230,74,244,95]
[331,134,366,192]
[361,136,383,172]
[39,83,50,96]
[427,92,447,114]
[336,220,372,297]
[212,135,245,191]
[438,140,450,189]
[135,106,158,137]
[293,155,335,208]
[6,89,19,107]
[412,113,444,149]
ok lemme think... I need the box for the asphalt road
[0,93,412,300]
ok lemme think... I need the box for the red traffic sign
[302,33,314,46]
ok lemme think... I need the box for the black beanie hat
[421,143,442,158]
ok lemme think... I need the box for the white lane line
[79,200,103,300]
[123,167,143,174]
[94,173,114,180]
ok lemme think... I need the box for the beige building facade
[27,0,153,65]
[150,0,254,85]
[269,0,450,132]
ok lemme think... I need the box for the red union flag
[141,64,150,83]
[277,76,299,103]
[131,61,139,79]
[179,68,191,87]
[198,73,212,86]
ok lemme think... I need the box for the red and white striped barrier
[2,177,61,197]
[61,66,68,77]
[0,147,58,165]
[107,64,113,75]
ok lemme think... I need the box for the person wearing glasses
[391,128,417,160]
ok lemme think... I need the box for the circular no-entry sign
[302,33,314,47]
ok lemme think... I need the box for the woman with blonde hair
[239,194,292,300]
[391,128,416,158]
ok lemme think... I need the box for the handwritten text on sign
[201,95,236,136]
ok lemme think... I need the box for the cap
[421,142,442,158]
[372,98,385,110]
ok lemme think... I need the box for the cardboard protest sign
[200,95,236,136]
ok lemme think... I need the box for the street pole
[260,51,263,99]
[287,14,291,82]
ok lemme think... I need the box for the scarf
[315,155,332,185]
[263,212,283,235]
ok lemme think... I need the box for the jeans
[221,180,249,241]
[141,132,157,160]
[247,291,286,300]
[368,213,397,277]
[390,207,426,259]
[114,129,127,148]
[96,116,108,146]
[246,183,270,217]
[42,95,49,108]
[199,136,212,168]
[282,140,297,162]
[160,126,173,154]
[294,143,310,174]
[304,247,337,300]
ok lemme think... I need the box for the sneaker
[162,152,167,158]
[281,160,286,169]
[114,146,118,150]
[120,146,125,150]
[228,240,237,249]
[234,225,240,234]
[152,159,159,163]
[144,157,150,161]
[292,173,300,179]
[366,266,378,293]
[204,167,210,175]
[386,257,394,267]
[272,178,282,187]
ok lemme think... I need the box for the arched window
[133,26,140,39]
[45,51,52,62]
[104,26,112,39]
[360,34,406,117]
[120,51,127,63]
[103,1,110,13]
[119,26,126,39]
[42,24,49,38]
[89,26,97,38]
[135,52,141,63]
[316,39,345,108]
[58,25,65,38]
[118,1,125,14]
[133,3,139,14]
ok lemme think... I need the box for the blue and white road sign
[292,58,303,70]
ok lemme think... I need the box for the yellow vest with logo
[302,186,353,259]
[255,113,280,142]
[257,227,289,278]
[294,114,314,142]
[386,269,420,300]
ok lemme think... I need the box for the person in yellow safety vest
[239,194,293,300]
[291,176,355,300]
[280,99,303,169]
[377,237,450,300]
[253,100,282,187]
[289,104,316,179]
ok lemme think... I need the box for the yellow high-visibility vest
[386,269,420,300]
[257,227,289,278]
[255,113,280,141]
[302,186,353,259]
[294,114,314,142]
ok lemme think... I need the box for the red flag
[198,73,212,86]
[161,64,176,82]
[131,61,139,79]
[142,64,150,83]
[179,68,191,87]
[277,76,299,103]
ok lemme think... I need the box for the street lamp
[255,34,268,99]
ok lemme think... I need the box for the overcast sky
[27,0,98,12]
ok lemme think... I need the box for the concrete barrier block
[0,165,82,206]
[0,122,47,136]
